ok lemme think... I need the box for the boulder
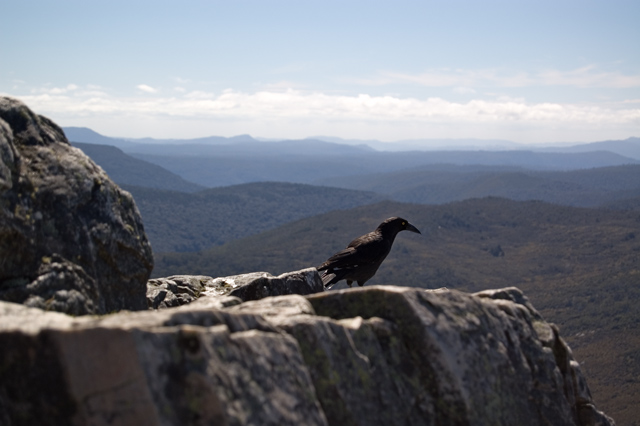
[0,297,327,426]
[299,286,614,426]
[0,285,614,426]
[0,97,153,314]
[147,275,212,309]
[147,267,324,308]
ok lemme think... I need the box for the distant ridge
[63,126,638,157]
[315,163,640,208]
[308,135,524,151]
[64,127,137,150]
[126,134,258,145]
[537,136,640,160]
[128,149,638,188]
[72,142,205,193]
[64,127,261,149]
[64,126,639,158]
[63,127,639,188]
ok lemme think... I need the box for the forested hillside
[316,164,640,207]
[130,149,637,187]
[151,197,639,338]
[124,182,383,252]
[152,198,640,423]
[152,199,639,331]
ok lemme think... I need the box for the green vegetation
[124,182,383,253]
[122,164,640,256]
[152,198,640,423]
[151,197,640,338]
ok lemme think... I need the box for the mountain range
[65,127,639,189]
[69,130,640,255]
[317,164,640,208]
[72,142,205,192]
[65,126,640,424]
[63,127,640,157]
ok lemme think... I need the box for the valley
[70,129,640,424]
[152,199,640,425]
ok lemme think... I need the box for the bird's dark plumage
[317,217,421,289]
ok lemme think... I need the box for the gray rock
[0,97,153,314]
[227,268,324,301]
[0,285,614,425]
[147,275,211,309]
[147,267,324,308]
[0,298,327,426]
[300,286,615,426]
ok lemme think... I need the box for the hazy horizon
[2,1,639,145]
[63,125,639,153]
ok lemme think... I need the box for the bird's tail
[320,269,348,289]
[321,272,337,288]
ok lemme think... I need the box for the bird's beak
[405,223,421,234]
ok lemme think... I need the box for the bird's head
[377,217,421,236]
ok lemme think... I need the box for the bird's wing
[317,247,358,271]
[318,232,391,271]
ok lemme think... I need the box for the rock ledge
[0,283,614,426]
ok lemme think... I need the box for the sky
[1,0,639,144]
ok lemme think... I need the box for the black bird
[317,217,421,289]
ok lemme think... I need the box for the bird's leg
[347,280,353,287]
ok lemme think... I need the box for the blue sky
[1,0,639,144]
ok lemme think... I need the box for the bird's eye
[402,221,406,226]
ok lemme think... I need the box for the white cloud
[136,84,158,93]
[31,83,80,95]
[6,86,639,143]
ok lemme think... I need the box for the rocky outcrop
[0,98,613,425]
[147,268,324,309]
[0,283,614,426]
[0,97,153,314]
